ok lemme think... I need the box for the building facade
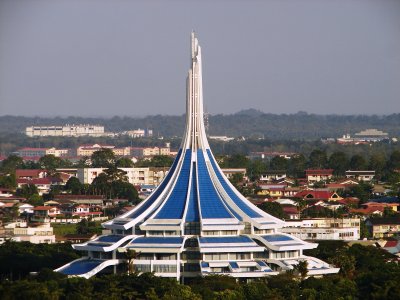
[77,167,168,186]
[281,218,360,241]
[26,125,105,137]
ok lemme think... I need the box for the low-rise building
[15,169,47,180]
[4,221,55,244]
[281,218,360,241]
[366,218,400,238]
[294,190,342,201]
[259,170,287,182]
[76,144,130,157]
[131,146,171,157]
[345,170,375,182]
[32,206,61,222]
[15,147,70,158]
[17,178,60,195]
[221,168,247,179]
[306,169,334,184]
[77,167,168,186]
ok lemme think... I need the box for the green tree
[103,166,128,182]
[259,202,288,219]
[349,154,367,170]
[38,154,65,174]
[369,153,387,178]
[0,155,24,173]
[294,260,308,280]
[112,181,139,202]
[116,157,134,168]
[287,154,306,178]
[328,151,349,176]
[28,194,44,206]
[16,184,39,199]
[308,149,327,169]
[346,182,372,203]
[247,159,267,181]
[65,176,83,194]
[91,148,116,168]
[220,154,250,168]
[149,155,174,167]
[125,249,140,275]
[0,173,17,189]
[329,250,356,278]
[270,156,288,171]
[388,150,400,170]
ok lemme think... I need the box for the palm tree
[294,260,308,280]
[125,249,141,275]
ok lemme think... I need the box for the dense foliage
[0,241,400,299]
[0,242,79,280]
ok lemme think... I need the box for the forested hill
[1,112,400,139]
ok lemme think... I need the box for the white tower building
[56,33,339,280]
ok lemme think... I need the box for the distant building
[221,168,247,179]
[345,170,375,182]
[294,190,342,201]
[77,167,168,186]
[3,221,55,244]
[337,129,389,144]
[76,144,130,157]
[124,128,153,138]
[15,147,70,159]
[209,136,235,142]
[306,169,334,184]
[259,171,287,182]
[366,218,400,238]
[26,124,106,137]
[16,169,47,179]
[131,146,170,157]
[249,152,297,160]
[281,218,360,241]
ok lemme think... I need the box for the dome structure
[56,32,339,280]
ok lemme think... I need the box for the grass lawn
[52,223,77,237]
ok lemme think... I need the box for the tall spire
[182,32,209,150]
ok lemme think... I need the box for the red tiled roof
[294,190,334,199]
[34,206,56,211]
[0,203,16,208]
[16,169,46,177]
[282,206,299,214]
[384,241,398,248]
[306,169,334,175]
[350,207,384,215]
[337,197,360,205]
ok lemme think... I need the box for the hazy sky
[0,0,399,116]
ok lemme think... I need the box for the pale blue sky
[0,0,399,116]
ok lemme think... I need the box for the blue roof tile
[155,151,192,219]
[207,149,261,218]
[262,234,294,242]
[186,162,200,222]
[197,151,233,219]
[60,259,103,275]
[126,149,182,219]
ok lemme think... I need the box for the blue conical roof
[103,32,284,233]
